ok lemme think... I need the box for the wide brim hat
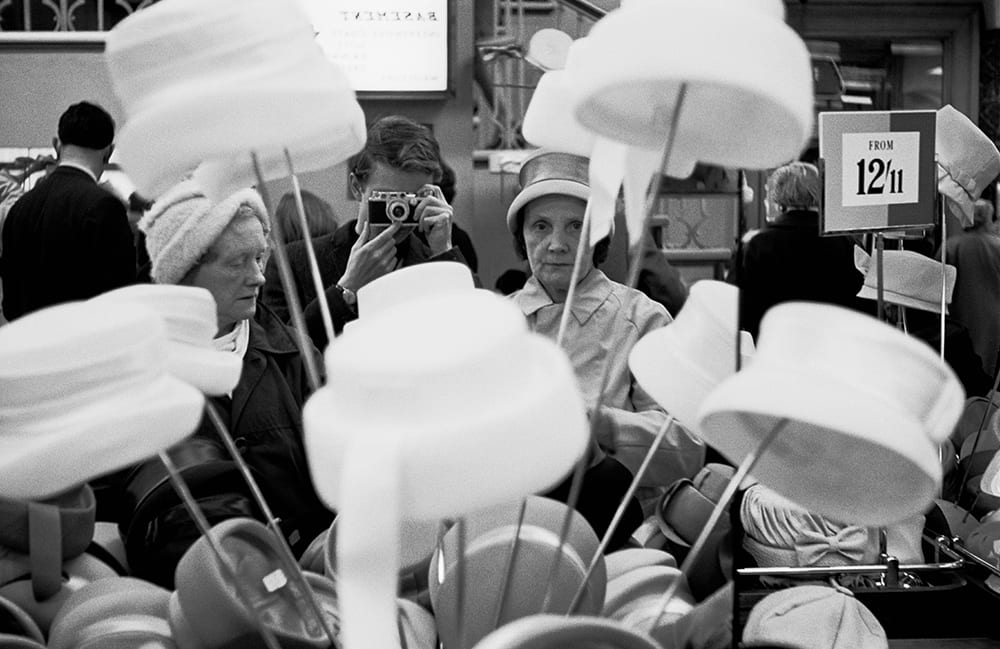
[505,149,593,234]
[106,0,366,199]
[566,0,813,170]
[428,496,606,649]
[0,301,205,499]
[604,549,677,582]
[356,261,475,322]
[630,280,753,436]
[522,70,596,157]
[855,248,956,314]
[173,518,334,649]
[936,105,1000,227]
[91,285,242,396]
[698,302,962,526]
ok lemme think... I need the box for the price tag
[841,131,920,207]
[819,110,936,234]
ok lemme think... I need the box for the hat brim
[602,565,693,626]
[0,375,204,500]
[698,363,942,526]
[167,343,242,396]
[857,285,949,314]
[505,179,592,233]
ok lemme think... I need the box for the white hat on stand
[698,302,963,525]
[105,0,366,200]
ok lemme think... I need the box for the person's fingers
[352,222,370,251]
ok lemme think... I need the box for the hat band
[0,338,166,426]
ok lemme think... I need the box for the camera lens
[387,200,408,222]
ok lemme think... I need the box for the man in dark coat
[1,101,135,319]
[730,162,864,339]
[262,115,469,351]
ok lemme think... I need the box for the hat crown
[757,302,962,442]
[518,150,590,191]
[357,262,475,321]
[936,105,1000,224]
[858,249,956,313]
[93,284,217,348]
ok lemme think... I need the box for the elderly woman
[505,150,705,543]
[732,161,864,339]
[120,181,332,587]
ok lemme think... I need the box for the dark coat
[262,219,468,350]
[1,166,135,319]
[731,210,865,339]
[118,305,332,587]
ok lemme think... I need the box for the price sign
[819,111,936,234]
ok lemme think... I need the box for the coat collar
[514,268,614,326]
[767,209,820,230]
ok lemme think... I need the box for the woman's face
[522,194,591,298]
[183,214,267,335]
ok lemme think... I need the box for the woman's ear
[349,173,364,201]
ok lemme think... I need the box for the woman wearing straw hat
[121,180,333,587]
[505,149,705,541]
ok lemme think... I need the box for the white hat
[357,261,475,321]
[936,105,1000,228]
[139,180,268,285]
[629,280,754,435]
[743,585,888,649]
[91,285,242,396]
[104,0,365,199]
[429,496,606,649]
[522,70,596,158]
[602,565,694,628]
[472,614,662,649]
[0,301,204,500]
[505,149,594,234]
[697,302,963,526]
[303,290,588,649]
[566,0,813,170]
[47,577,171,649]
[854,248,956,314]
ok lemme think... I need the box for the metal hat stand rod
[157,450,284,649]
[538,82,690,613]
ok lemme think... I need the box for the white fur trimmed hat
[139,180,269,285]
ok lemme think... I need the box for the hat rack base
[251,151,322,392]
[203,402,340,649]
[647,417,790,632]
[156,450,284,649]
[284,148,335,346]
[566,415,676,615]
[539,83,690,612]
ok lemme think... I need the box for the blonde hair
[766,162,820,211]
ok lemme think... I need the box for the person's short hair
[511,207,610,267]
[58,101,115,150]
[970,198,997,229]
[349,115,443,187]
[274,190,338,242]
[766,161,820,211]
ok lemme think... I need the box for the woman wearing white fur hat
[119,180,332,587]
[505,149,705,542]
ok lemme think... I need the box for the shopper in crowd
[730,161,864,339]
[261,115,472,350]
[1,101,135,320]
[120,181,332,587]
[273,188,339,244]
[943,198,1000,378]
[438,160,480,273]
[506,149,705,546]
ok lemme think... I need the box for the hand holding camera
[339,220,401,294]
[368,184,453,256]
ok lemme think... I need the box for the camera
[368,190,421,227]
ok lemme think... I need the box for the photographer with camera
[262,115,470,350]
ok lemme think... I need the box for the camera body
[368,190,421,227]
